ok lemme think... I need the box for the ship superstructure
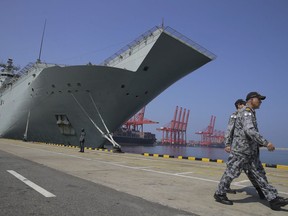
[0,26,215,148]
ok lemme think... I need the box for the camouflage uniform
[216,106,278,201]
[224,111,267,189]
[224,112,237,148]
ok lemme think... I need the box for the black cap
[246,92,266,101]
[234,99,246,109]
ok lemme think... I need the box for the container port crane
[157,106,190,145]
[195,115,224,146]
[123,106,158,132]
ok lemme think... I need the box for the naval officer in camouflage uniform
[224,99,265,199]
[224,99,246,154]
[214,92,288,210]
[223,99,245,194]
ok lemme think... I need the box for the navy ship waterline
[0,26,215,149]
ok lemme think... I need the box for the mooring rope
[71,93,120,148]
[88,92,121,148]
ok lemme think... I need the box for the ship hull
[0,27,214,148]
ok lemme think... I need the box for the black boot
[255,187,265,200]
[214,193,233,205]
[226,188,236,194]
[269,196,288,210]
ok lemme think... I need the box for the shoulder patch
[245,107,252,112]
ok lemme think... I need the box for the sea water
[120,145,288,165]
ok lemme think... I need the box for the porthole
[143,66,149,71]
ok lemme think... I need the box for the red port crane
[195,115,224,146]
[157,106,190,145]
[124,106,158,133]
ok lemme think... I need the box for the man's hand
[267,143,275,151]
[224,146,231,153]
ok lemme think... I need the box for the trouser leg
[216,155,245,195]
[79,141,84,152]
[245,158,267,188]
[247,160,278,201]
[82,142,85,152]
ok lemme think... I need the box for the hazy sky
[1,0,288,147]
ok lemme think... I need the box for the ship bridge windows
[55,114,76,136]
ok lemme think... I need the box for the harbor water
[119,145,288,165]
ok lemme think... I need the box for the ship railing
[100,26,163,67]
[163,27,216,60]
[0,62,62,94]
[16,62,35,76]
[4,62,36,87]
[100,25,216,67]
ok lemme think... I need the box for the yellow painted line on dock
[39,143,287,169]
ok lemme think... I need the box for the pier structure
[0,138,287,215]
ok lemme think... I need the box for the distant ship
[112,128,156,146]
[112,106,158,146]
[0,25,215,149]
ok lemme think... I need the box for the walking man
[79,128,86,153]
[224,99,265,199]
[214,92,288,210]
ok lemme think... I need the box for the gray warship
[0,25,215,149]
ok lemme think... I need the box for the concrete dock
[0,138,287,215]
